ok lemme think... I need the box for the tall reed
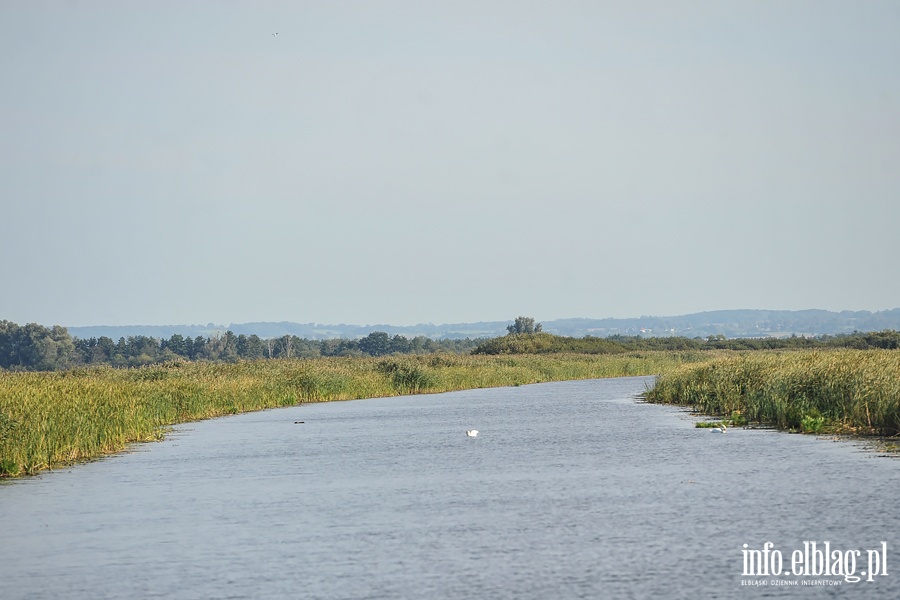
[644,349,900,434]
[0,352,703,477]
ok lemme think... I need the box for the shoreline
[0,352,696,478]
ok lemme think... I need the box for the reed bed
[644,349,900,435]
[0,352,704,477]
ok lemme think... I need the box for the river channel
[1,376,896,599]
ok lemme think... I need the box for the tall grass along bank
[644,349,900,436]
[0,352,704,477]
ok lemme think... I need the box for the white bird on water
[466,430,478,437]
[710,424,727,434]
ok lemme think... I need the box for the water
[1,376,897,599]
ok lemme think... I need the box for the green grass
[644,349,900,436]
[695,421,727,428]
[0,352,703,477]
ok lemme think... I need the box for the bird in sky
[272,32,278,38]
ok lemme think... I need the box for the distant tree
[293,336,321,358]
[201,333,238,362]
[0,320,21,368]
[0,322,75,370]
[237,334,265,360]
[163,334,188,357]
[74,335,115,364]
[359,332,392,356]
[322,338,362,357]
[221,331,239,362]
[507,316,542,335]
[437,337,481,353]
[97,336,115,362]
[126,335,160,365]
[407,336,431,354]
[277,335,294,359]
[191,336,208,361]
[319,339,340,357]
[864,330,900,349]
[390,334,412,354]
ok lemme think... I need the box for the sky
[2,1,899,328]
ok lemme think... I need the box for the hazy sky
[2,1,898,327]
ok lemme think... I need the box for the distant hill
[546,308,900,339]
[65,308,900,341]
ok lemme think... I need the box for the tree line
[0,320,480,371]
[3,318,899,371]
[471,330,900,354]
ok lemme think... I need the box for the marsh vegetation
[644,349,900,436]
[3,316,899,479]
[0,352,703,477]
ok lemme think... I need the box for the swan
[710,424,727,433]
[466,430,478,437]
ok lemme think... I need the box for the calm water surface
[1,377,897,599]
